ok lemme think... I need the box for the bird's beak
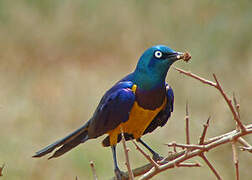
[166,51,191,63]
[175,52,184,60]
[168,52,184,63]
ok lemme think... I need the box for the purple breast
[135,86,166,110]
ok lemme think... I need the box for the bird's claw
[152,153,164,162]
[114,168,126,180]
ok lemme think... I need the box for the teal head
[133,45,185,90]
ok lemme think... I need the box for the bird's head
[134,45,187,89]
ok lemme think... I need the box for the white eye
[154,51,162,58]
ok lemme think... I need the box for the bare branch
[185,102,190,144]
[204,130,235,145]
[132,141,159,169]
[121,130,134,180]
[233,93,241,119]
[199,116,211,145]
[231,141,239,180]
[174,67,246,132]
[169,141,177,153]
[237,137,252,153]
[200,154,222,180]
[108,68,252,180]
[160,151,186,163]
[110,123,252,179]
[212,74,246,132]
[239,146,252,153]
[233,93,241,130]
[237,138,252,148]
[110,151,186,180]
[139,124,252,180]
[166,142,206,150]
[177,162,201,167]
[90,161,98,180]
[173,67,217,87]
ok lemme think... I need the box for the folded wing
[143,84,174,134]
[88,81,136,138]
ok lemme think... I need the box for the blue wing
[143,84,174,134]
[33,80,135,158]
[87,81,135,138]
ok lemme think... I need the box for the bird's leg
[137,138,163,161]
[111,145,123,180]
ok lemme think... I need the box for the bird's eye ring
[154,51,162,58]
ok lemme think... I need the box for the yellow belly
[107,97,167,146]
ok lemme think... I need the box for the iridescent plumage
[33,45,185,177]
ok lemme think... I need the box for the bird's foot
[114,167,126,180]
[152,153,164,162]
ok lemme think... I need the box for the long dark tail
[33,122,89,159]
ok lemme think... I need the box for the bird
[33,45,190,179]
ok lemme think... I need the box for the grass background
[0,0,251,179]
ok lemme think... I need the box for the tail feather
[33,122,89,158]
[48,131,88,159]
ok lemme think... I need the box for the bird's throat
[135,85,166,110]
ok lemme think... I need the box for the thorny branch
[231,141,239,180]
[212,74,246,132]
[237,137,252,153]
[92,67,252,180]
[185,102,190,145]
[199,117,211,145]
[108,68,252,179]
[233,93,241,119]
[200,154,222,180]
[166,142,205,150]
[132,141,159,169]
[174,67,246,132]
[121,129,134,180]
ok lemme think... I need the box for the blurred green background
[0,0,251,179]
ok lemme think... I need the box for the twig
[213,74,246,132]
[199,116,211,145]
[160,151,186,164]
[200,154,222,180]
[237,137,252,148]
[173,67,216,87]
[233,93,241,130]
[110,151,186,180]
[132,141,159,169]
[204,130,235,145]
[231,141,239,180]
[174,67,246,132]
[121,130,134,180]
[109,68,252,180]
[0,164,5,177]
[139,124,252,180]
[233,93,241,118]
[239,146,252,152]
[177,162,201,167]
[237,137,252,153]
[170,141,177,153]
[90,161,98,180]
[166,142,206,150]
[185,102,190,144]
[111,123,252,179]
